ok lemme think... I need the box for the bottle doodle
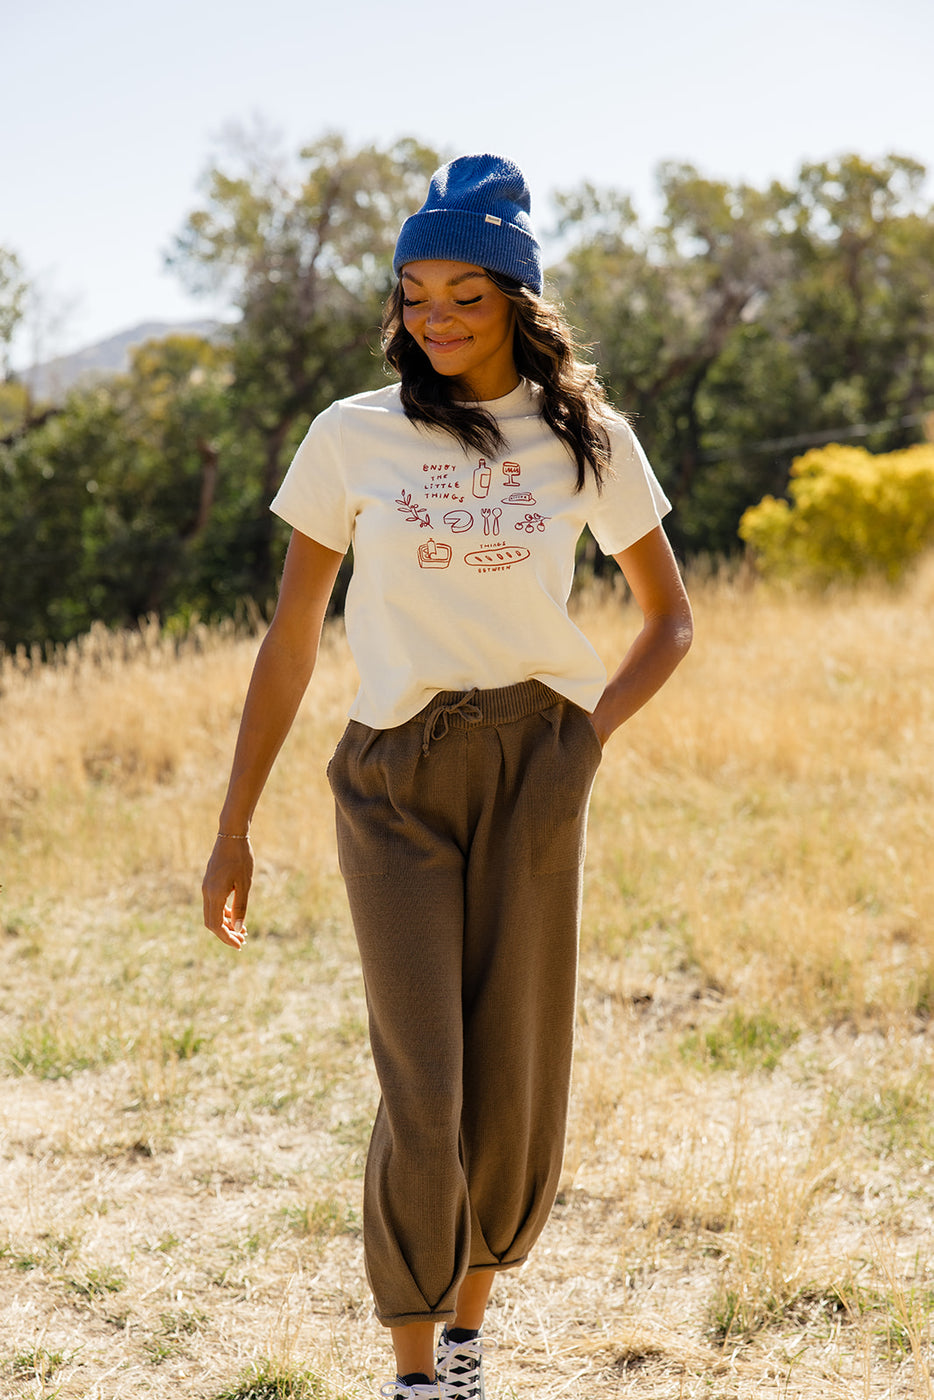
[472,460,491,499]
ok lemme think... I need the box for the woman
[202,153,693,1400]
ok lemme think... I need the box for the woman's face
[400,260,519,402]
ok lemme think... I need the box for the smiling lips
[425,334,471,353]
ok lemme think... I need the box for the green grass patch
[160,1307,209,1335]
[8,1346,70,1378]
[66,1264,126,1298]
[3,1021,126,1079]
[680,1010,800,1072]
[0,1242,41,1271]
[842,1079,934,1155]
[212,1358,330,1400]
[708,1281,786,1340]
[144,1336,182,1364]
[281,1197,360,1242]
[709,1270,934,1351]
[163,1023,210,1060]
[144,1306,210,1360]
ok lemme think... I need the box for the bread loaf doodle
[463,546,531,568]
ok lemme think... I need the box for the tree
[779,154,934,430]
[1,387,124,649]
[168,131,441,597]
[0,335,236,649]
[97,335,239,619]
[0,247,28,379]
[0,248,31,434]
[551,154,934,557]
[554,165,795,553]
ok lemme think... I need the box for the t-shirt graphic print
[271,380,670,729]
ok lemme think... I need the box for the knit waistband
[416,679,562,756]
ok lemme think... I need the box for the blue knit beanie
[393,153,543,295]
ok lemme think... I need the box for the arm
[202,530,345,947]
[589,524,693,746]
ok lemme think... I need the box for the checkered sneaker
[435,1328,486,1400]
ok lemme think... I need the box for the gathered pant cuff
[466,1254,527,1274]
[376,1305,457,1328]
[375,1258,529,1327]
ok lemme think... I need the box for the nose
[425,300,454,330]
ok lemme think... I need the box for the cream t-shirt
[271,379,670,729]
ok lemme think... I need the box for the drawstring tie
[421,689,482,757]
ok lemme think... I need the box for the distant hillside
[22,319,226,401]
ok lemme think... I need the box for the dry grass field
[2,562,934,1400]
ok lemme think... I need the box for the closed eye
[455,296,482,305]
[402,298,424,307]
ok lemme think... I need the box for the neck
[451,371,522,404]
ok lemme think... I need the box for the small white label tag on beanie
[485,214,502,225]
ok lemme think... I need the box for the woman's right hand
[202,834,254,950]
[198,531,344,954]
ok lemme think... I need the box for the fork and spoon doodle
[481,507,503,537]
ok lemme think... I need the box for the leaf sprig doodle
[395,491,432,529]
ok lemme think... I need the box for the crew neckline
[470,378,538,414]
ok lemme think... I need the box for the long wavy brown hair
[381,272,613,492]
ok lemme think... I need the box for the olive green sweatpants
[327,679,603,1326]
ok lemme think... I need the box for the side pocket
[329,721,392,878]
[527,702,602,875]
[577,707,605,766]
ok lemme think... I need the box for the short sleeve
[270,401,354,553]
[586,417,671,557]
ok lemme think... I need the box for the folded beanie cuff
[394,210,543,294]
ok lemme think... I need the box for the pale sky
[3,0,932,365]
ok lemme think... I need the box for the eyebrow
[401,270,487,288]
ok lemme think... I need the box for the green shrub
[739,442,934,584]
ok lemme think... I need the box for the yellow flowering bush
[739,442,934,584]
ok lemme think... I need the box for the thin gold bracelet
[217,831,250,840]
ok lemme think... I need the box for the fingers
[205,895,250,949]
[202,874,249,934]
[218,899,249,950]
[202,837,254,950]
